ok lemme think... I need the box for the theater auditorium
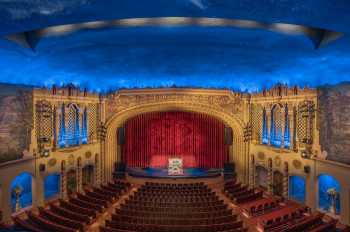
[1,1,350,232]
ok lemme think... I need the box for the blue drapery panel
[262,108,268,144]
[284,105,290,148]
[58,104,66,147]
[270,105,282,147]
[81,108,88,144]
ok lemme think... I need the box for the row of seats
[223,180,264,204]
[105,220,246,232]
[242,197,282,217]
[129,195,218,202]
[114,208,235,219]
[101,182,247,232]
[124,199,225,207]
[258,206,309,231]
[259,210,338,232]
[13,180,131,232]
[223,179,341,232]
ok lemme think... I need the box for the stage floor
[127,168,222,179]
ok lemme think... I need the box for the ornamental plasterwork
[105,92,244,122]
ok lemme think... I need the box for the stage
[126,167,222,179]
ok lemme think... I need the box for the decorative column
[340,186,350,225]
[243,124,252,184]
[94,154,101,186]
[249,155,255,188]
[1,182,13,222]
[77,159,83,193]
[294,105,300,150]
[281,106,286,149]
[97,123,107,184]
[32,175,44,208]
[267,159,273,194]
[289,111,295,150]
[282,162,289,198]
[60,162,68,200]
[266,109,271,145]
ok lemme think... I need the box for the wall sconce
[304,165,311,174]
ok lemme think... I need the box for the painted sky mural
[0,0,349,92]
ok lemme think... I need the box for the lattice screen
[297,101,314,145]
[35,100,53,143]
[88,103,99,140]
[250,104,262,143]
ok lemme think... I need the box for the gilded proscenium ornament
[105,91,245,122]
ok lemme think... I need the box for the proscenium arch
[103,102,248,183]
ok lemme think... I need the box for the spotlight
[41,149,50,158]
[301,151,311,159]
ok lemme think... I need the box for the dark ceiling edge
[3,17,344,52]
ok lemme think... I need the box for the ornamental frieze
[105,92,245,121]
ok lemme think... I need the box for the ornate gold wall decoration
[257,152,265,160]
[68,154,75,165]
[292,159,302,169]
[85,151,92,159]
[48,158,57,167]
[105,89,246,123]
[274,156,282,167]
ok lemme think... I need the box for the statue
[327,187,339,214]
[12,185,23,212]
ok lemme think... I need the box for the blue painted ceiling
[0,0,350,92]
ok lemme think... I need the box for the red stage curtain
[122,111,228,168]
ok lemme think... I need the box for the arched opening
[273,170,284,196]
[318,174,341,215]
[289,175,306,203]
[66,169,77,195]
[256,166,268,190]
[104,101,246,183]
[10,172,32,212]
[270,104,282,147]
[44,173,60,200]
[82,165,94,187]
[121,111,229,169]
